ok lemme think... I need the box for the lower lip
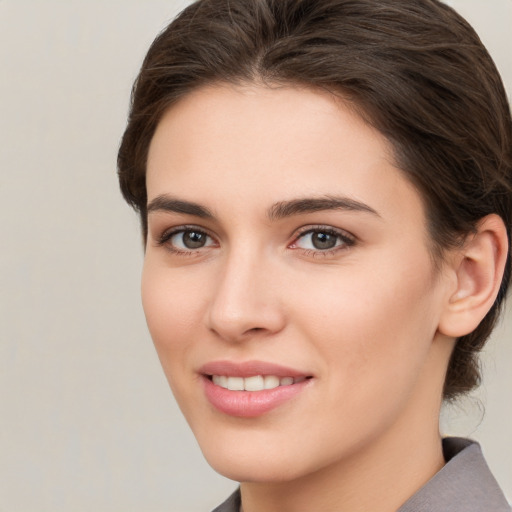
[203,376,311,417]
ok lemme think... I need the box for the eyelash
[290,226,356,257]
[156,225,356,257]
[157,225,217,256]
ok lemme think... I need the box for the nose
[206,250,286,342]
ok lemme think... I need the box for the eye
[291,227,355,252]
[159,227,216,253]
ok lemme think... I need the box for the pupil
[183,231,205,249]
[312,232,336,250]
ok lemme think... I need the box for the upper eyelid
[292,224,356,240]
[159,224,214,237]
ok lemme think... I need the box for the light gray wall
[0,1,510,510]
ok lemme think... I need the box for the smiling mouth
[208,375,310,391]
[202,367,313,416]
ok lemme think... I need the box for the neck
[239,336,454,512]
[240,420,444,512]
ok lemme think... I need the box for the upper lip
[199,360,311,378]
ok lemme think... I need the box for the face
[143,84,453,483]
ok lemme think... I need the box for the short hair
[118,0,512,400]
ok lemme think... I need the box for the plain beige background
[0,1,510,510]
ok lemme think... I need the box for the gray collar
[212,438,510,512]
[398,437,510,512]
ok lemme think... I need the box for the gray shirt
[212,438,511,512]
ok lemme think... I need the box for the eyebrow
[147,195,214,219]
[267,196,380,221]
[147,194,380,221]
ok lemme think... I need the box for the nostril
[207,294,286,342]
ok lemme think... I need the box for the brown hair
[118,0,512,399]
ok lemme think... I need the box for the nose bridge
[207,243,284,341]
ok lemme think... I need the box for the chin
[199,438,283,481]
[205,452,306,484]
[193,423,337,484]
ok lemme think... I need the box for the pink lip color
[200,360,312,418]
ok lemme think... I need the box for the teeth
[264,375,280,389]
[212,375,227,387]
[244,375,264,391]
[211,375,305,391]
[227,376,244,391]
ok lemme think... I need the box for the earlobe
[438,214,508,338]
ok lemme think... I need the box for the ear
[438,214,508,338]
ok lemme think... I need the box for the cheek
[293,252,441,389]
[141,262,204,371]
[141,262,212,423]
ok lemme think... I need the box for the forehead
[146,83,424,226]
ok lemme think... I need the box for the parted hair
[118,0,512,399]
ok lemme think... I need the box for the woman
[118,0,512,510]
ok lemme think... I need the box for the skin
[141,83,504,512]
